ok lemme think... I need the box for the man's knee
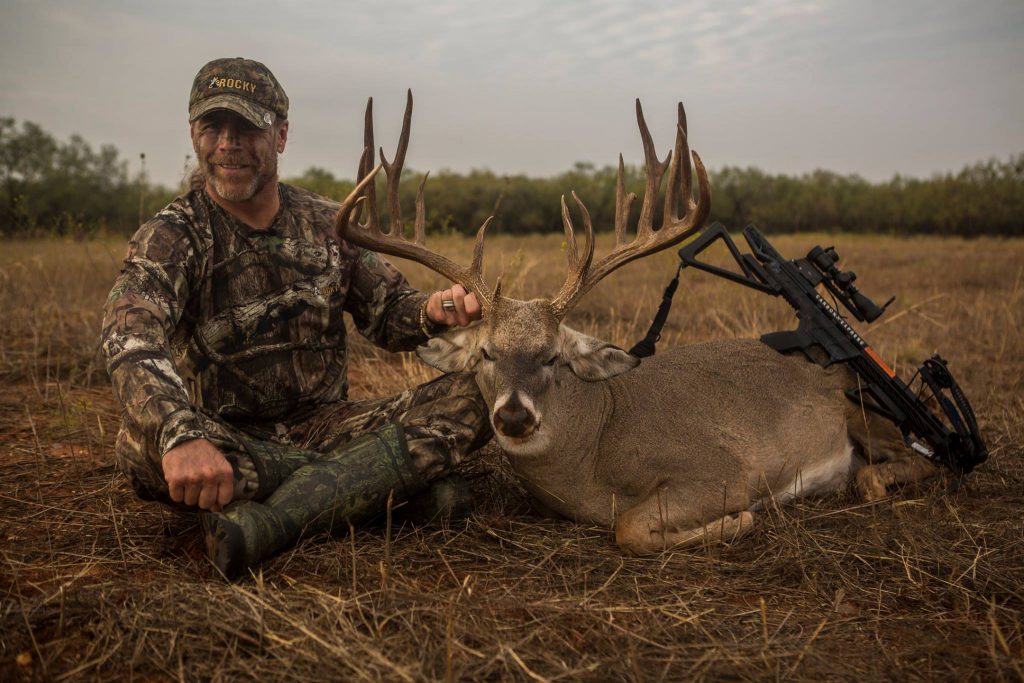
[401,373,493,470]
[115,425,173,504]
[116,421,266,506]
[409,371,481,405]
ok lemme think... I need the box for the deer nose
[494,398,537,438]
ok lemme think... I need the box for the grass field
[1,232,1022,681]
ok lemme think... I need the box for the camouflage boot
[202,421,426,579]
[236,436,321,498]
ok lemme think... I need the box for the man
[101,57,492,578]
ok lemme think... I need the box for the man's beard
[201,153,277,202]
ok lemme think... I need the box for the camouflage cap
[188,58,289,130]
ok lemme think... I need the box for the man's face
[190,110,289,202]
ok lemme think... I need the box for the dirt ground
[1,233,1022,681]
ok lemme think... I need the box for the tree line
[2,117,1021,237]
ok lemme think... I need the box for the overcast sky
[2,0,1022,187]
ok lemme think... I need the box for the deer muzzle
[492,392,537,439]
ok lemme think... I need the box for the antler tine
[635,99,672,240]
[687,149,711,232]
[470,215,493,284]
[548,100,712,318]
[334,162,382,233]
[336,92,496,311]
[413,171,428,244]
[574,191,596,269]
[614,154,636,247]
[561,195,580,266]
[379,89,414,238]
[356,98,380,231]
[677,102,694,215]
[663,102,694,223]
[549,192,595,317]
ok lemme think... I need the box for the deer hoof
[855,465,888,502]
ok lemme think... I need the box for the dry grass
[1,232,1022,681]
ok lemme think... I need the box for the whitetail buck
[335,92,939,555]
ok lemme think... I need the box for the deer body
[501,338,855,528]
[421,319,930,555]
[335,93,938,555]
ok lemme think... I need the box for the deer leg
[855,456,940,502]
[614,490,754,556]
[527,494,564,520]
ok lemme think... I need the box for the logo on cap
[207,76,258,94]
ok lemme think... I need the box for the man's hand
[162,438,235,511]
[426,284,482,328]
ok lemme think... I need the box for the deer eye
[480,347,495,362]
[543,354,559,367]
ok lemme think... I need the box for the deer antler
[335,90,496,311]
[549,100,711,319]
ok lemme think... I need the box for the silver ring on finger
[441,299,457,312]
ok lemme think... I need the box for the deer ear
[417,323,484,372]
[559,325,640,381]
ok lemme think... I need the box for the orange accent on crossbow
[865,346,896,378]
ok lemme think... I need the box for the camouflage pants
[115,372,492,507]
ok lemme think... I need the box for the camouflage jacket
[101,183,432,461]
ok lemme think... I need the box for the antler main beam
[549,100,711,319]
[335,90,496,311]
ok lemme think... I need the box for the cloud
[2,0,1020,185]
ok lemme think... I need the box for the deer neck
[500,371,612,512]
